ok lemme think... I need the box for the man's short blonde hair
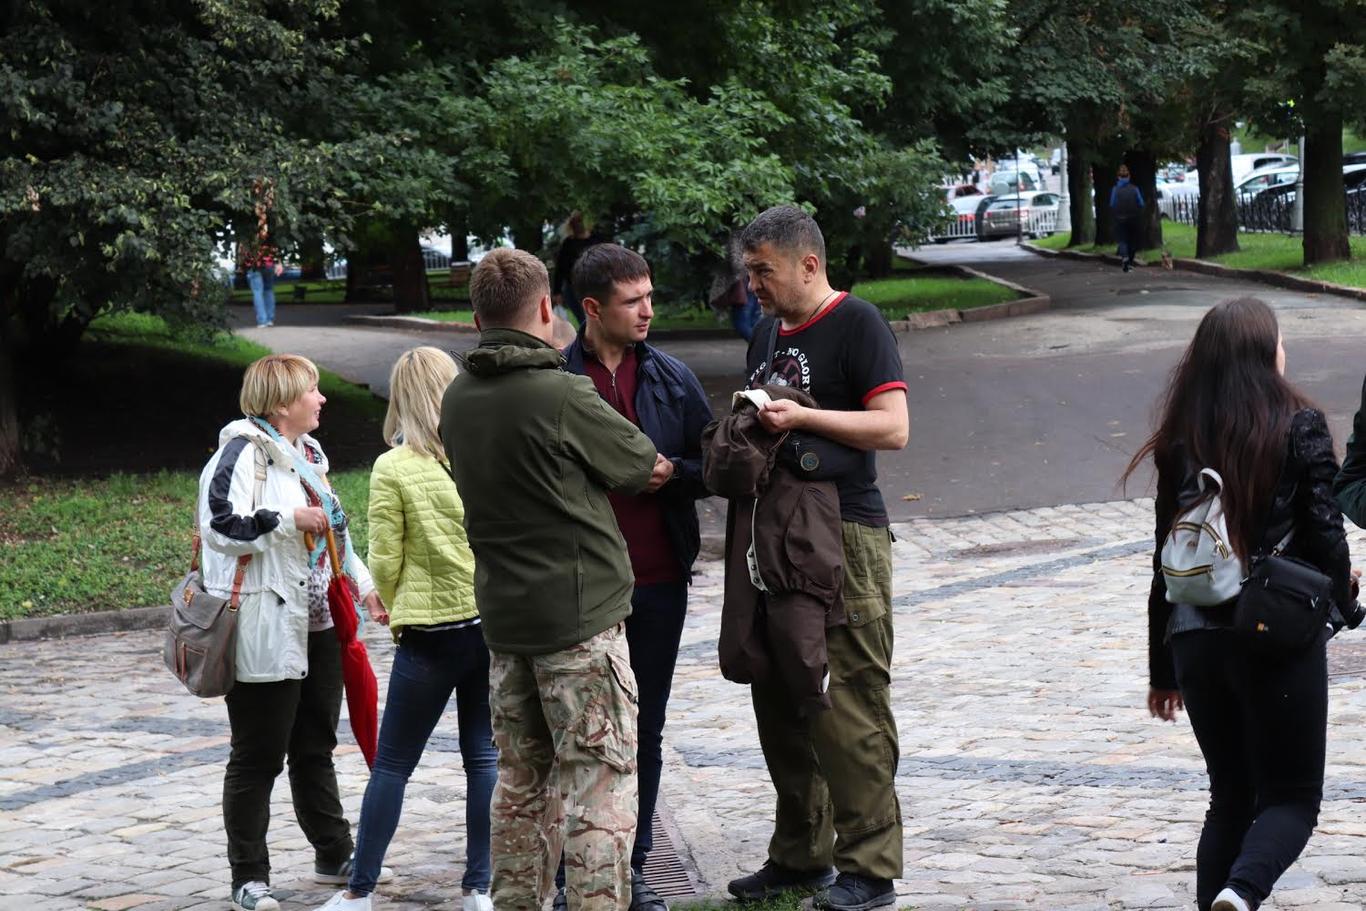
[240,354,320,417]
[470,248,549,327]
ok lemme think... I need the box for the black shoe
[552,887,567,911]
[727,861,837,901]
[630,868,668,911]
[812,873,896,911]
[1122,260,1131,272]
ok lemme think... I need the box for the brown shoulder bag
[163,441,266,697]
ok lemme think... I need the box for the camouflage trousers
[488,624,639,911]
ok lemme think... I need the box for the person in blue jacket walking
[1111,164,1146,272]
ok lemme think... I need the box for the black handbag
[1234,552,1333,651]
[1232,450,1334,651]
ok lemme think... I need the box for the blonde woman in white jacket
[200,354,387,911]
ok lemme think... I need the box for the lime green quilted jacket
[366,446,478,636]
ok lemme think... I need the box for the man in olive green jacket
[440,247,659,911]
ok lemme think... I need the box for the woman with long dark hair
[1125,298,1361,911]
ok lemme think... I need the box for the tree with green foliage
[0,0,360,475]
[1235,0,1366,265]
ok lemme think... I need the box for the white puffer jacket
[198,419,375,683]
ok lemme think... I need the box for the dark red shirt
[582,345,681,586]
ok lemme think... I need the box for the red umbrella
[310,528,379,768]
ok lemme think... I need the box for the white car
[1183,153,1299,187]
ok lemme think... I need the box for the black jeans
[1172,628,1327,911]
[557,581,688,885]
[223,629,353,889]
[1115,216,1138,263]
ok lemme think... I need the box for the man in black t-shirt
[726,206,908,910]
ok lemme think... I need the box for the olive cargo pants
[751,521,903,879]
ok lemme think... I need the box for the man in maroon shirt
[561,244,714,911]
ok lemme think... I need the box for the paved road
[236,246,1366,520]
[8,503,1366,909]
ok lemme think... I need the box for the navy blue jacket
[564,334,714,580]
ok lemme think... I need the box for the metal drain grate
[641,803,701,899]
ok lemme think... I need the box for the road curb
[345,314,481,334]
[1024,242,1366,302]
[0,605,170,645]
[891,258,1052,330]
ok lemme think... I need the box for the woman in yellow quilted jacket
[315,347,494,911]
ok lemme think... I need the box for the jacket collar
[564,327,655,376]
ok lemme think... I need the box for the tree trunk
[0,336,19,477]
[1067,143,1095,246]
[389,227,430,314]
[1093,162,1116,245]
[299,233,327,281]
[1195,120,1239,258]
[450,221,470,263]
[1127,150,1162,252]
[512,220,545,255]
[1303,113,1350,265]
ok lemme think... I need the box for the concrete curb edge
[1024,242,1366,303]
[1,604,170,645]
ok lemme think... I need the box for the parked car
[980,192,1061,239]
[1182,153,1299,187]
[1235,164,1301,199]
[1248,163,1366,206]
[929,194,997,243]
[988,170,1038,195]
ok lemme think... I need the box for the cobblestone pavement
[6,501,1366,910]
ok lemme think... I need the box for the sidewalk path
[6,501,1366,909]
[238,249,1366,521]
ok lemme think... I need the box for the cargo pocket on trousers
[574,650,639,774]
[842,525,892,628]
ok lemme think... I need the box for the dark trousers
[350,624,497,895]
[556,581,688,885]
[224,630,353,890]
[751,522,902,880]
[1172,629,1327,911]
[1115,216,1138,263]
[625,582,689,870]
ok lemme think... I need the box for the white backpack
[1160,468,1245,606]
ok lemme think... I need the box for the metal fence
[1165,191,1366,235]
[322,247,452,281]
[928,201,1060,242]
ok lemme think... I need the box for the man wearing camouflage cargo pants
[440,248,660,911]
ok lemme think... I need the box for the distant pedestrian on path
[440,248,658,911]
[241,177,285,327]
[315,347,495,911]
[1126,298,1362,911]
[202,354,385,911]
[727,205,909,911]
[552,211,605,328]
[561,244,714,911]
[1111,164,1144,272]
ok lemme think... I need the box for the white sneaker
[231,881,280,911]
[315,890,371,911]
[1212,887,1250,911]
[463,890,494,911]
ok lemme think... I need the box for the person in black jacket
[1125,297,1362,911]
[1110,164,1145,272]
[560,243,714,911]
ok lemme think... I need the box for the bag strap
[762,317,781,384]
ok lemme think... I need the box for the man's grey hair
[740,205,826,266]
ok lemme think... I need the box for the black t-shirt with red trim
[745,292,907,526]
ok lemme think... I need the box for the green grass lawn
[231,271,470,306]
[1,311,383,620]
[411,265,1016,328]
[1036,222,1366,287]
